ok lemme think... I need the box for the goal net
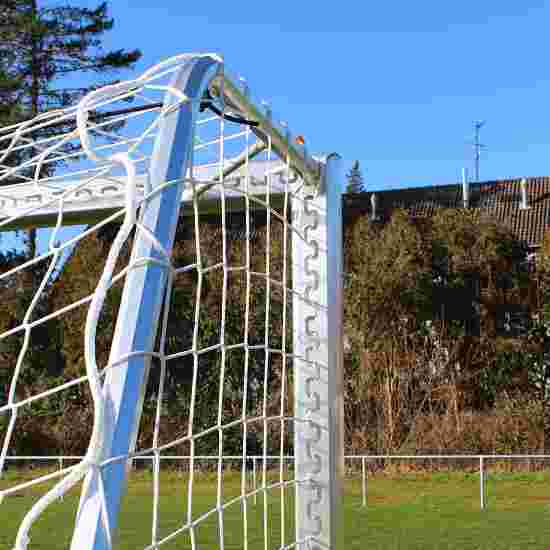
[0,54,343,550]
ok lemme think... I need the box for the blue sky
[81,0,550,191]
[5,0,550,254]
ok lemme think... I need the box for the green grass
[2,470,550,549]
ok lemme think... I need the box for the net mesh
[0,55,329,550]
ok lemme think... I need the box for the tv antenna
[470,120,487,182]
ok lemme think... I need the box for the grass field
[2,469,550,549]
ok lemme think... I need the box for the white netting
[0,54,329,550]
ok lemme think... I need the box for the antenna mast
[472,120,486,182]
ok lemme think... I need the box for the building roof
[343,176,550,249]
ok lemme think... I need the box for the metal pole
[479,456,485,510]
[361,457,367,508]
[473,120,485,182]
[69,56,221,550]
[462,168,469,208]
[58,457,64,502]
[293,155,344,550]
[253,457,257,505]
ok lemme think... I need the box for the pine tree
[0,0,141,257]
[0,9,22,127]
[0,66,20,126]
[346,160,365,193]
[0,2,142,428]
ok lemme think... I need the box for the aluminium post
[69,56,222,550]
[293,154,344,550]
[362,457,367,508]
[479,456,486,510]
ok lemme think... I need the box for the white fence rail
[4,454,550,511]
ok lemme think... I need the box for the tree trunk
[27,0,39,267]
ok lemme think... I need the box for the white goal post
[0,54,344,550]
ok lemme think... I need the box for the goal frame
[0,54,344,550]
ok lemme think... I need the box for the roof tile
[344,176,550,248]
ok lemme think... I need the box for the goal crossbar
[0,71,318,230]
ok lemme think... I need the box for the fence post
[479,456,485,510]
[253,457,257,505]
[362,457,367,507]
[58,457,64,501]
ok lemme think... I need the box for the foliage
[344,207,541,453]
[346,160,365,193]
[2,198,549,457]
[0,1,141,118]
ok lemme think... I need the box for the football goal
[0,54,344,550]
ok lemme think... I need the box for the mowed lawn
[2,469,550,549]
